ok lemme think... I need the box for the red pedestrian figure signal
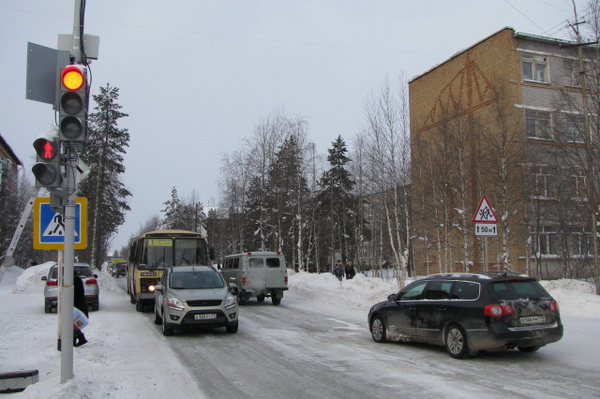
[43,141,55,160]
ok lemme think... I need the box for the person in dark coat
[73,272,88,347]
[345,260,356,280]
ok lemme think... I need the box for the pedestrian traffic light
[32,133,62,188]
[59,65,87,142]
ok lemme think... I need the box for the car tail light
[85,279,98,285]
[242,277,247,287]
[284,276,288,285]
[485,304,515,317]
[548,301,559,312]
[46,280,58,286]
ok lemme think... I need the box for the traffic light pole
[59,0,85,383]
[59,147,77,383]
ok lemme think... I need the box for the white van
[221,251,288,305]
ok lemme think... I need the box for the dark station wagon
[368,272,563,358]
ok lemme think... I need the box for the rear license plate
[520,315,545,325]
[195,314,217,320]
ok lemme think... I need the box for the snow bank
[289,270,600,317]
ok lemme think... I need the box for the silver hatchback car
[154,266,238,336]
[42,263,100,313]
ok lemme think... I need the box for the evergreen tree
[317,136,356,266]
[79,84,131,269]
[266,135,310,265]
[160,187,205,231]
[242,175,270,251]
[161,187,183,230]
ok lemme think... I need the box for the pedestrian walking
[73,272,88,347]
[333,260,344,281]
[345,260,356,280]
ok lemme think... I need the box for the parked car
[154,266,238,336]
[42,263,100,313]
[368,272,563,358]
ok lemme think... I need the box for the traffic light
[32,133,62,188]
[59,65,87,143]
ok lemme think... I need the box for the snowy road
[136,289,600,399]
[3,265,599,399]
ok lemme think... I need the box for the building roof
[409,27,582,84]
[0,134,23,166]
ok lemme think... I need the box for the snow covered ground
[1,262,599,398]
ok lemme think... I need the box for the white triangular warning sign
[472,196,498,223]
[42,212,79,237]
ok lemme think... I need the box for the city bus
[127,229,213,311]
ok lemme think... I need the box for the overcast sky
[0,0,586,253]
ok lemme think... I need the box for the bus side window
[233,258,239,269]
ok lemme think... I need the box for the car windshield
[170,271,224,290]
[491,280,551,300]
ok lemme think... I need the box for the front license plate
[520,315,545,325]
[195,314,217,320]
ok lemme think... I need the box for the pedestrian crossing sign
[33,197,87,249]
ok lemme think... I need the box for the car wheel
[135,300,144,312]
[162,311,174,336]
[257,294,265,302]
[272,296,281,305]
[370,315,387,343]
[154,308,162,325]
[518,346,541,353]
[237,293,246,305]
[226,321,238,333]
[445,324,469,359]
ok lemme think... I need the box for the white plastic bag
[73,308,89,329]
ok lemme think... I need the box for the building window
[530,166,556,198]
[570,169,588,200]
[526,110,551,139]
[565,114,585,143]
[522,54,548,83]
[531,226,558,256]
[567,227,592,256]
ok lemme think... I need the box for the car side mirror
[41,276,47,281]
[228,283,238,295]
[93,274,98,278]
[154,284,163,292]
[387,293,397,301]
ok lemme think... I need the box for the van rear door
[247,257,267,293]
[264,256,286,288]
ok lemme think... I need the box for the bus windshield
[143,237,208,268]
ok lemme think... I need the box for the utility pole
[571,1,600,295]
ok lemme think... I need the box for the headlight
[224,295,237,310]
[167,297,185,311]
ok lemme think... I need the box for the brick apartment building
[409,27,598,279]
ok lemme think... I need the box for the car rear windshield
[170,271,224,289]
[50,266,93,279]
[490,280,551,301]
